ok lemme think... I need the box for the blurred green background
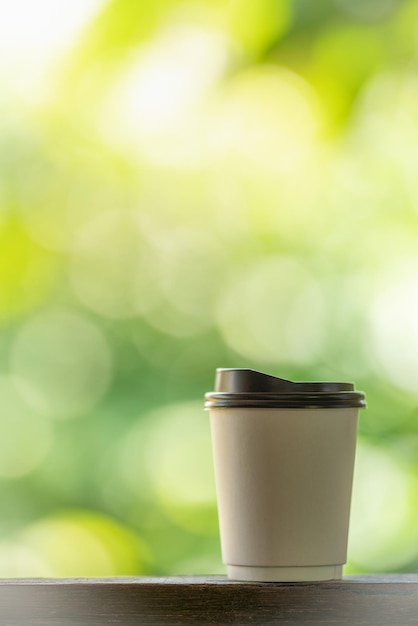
[1,0,418,577]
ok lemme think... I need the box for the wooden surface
[1,575,418,625]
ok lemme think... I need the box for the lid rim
[205,391,366,409]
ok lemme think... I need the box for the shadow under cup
[205,369,366,582]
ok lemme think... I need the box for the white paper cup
[205,369,365,582]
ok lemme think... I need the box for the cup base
[227,564,343,582]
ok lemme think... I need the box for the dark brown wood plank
[0,576,417,626]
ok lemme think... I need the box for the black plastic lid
[204,369,366,409]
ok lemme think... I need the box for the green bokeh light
[1,0,418,576]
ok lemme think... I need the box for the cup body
[209,405,359,582]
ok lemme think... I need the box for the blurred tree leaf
[306,24,385,131]
[226,0,291,58]
[57,0,179,107]
[0,218,56,322]
[70,0,178,65]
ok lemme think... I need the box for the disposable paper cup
[205,369,366,582]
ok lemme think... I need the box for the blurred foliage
[1,0,418,576]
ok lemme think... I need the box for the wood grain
[0,576,417,625]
